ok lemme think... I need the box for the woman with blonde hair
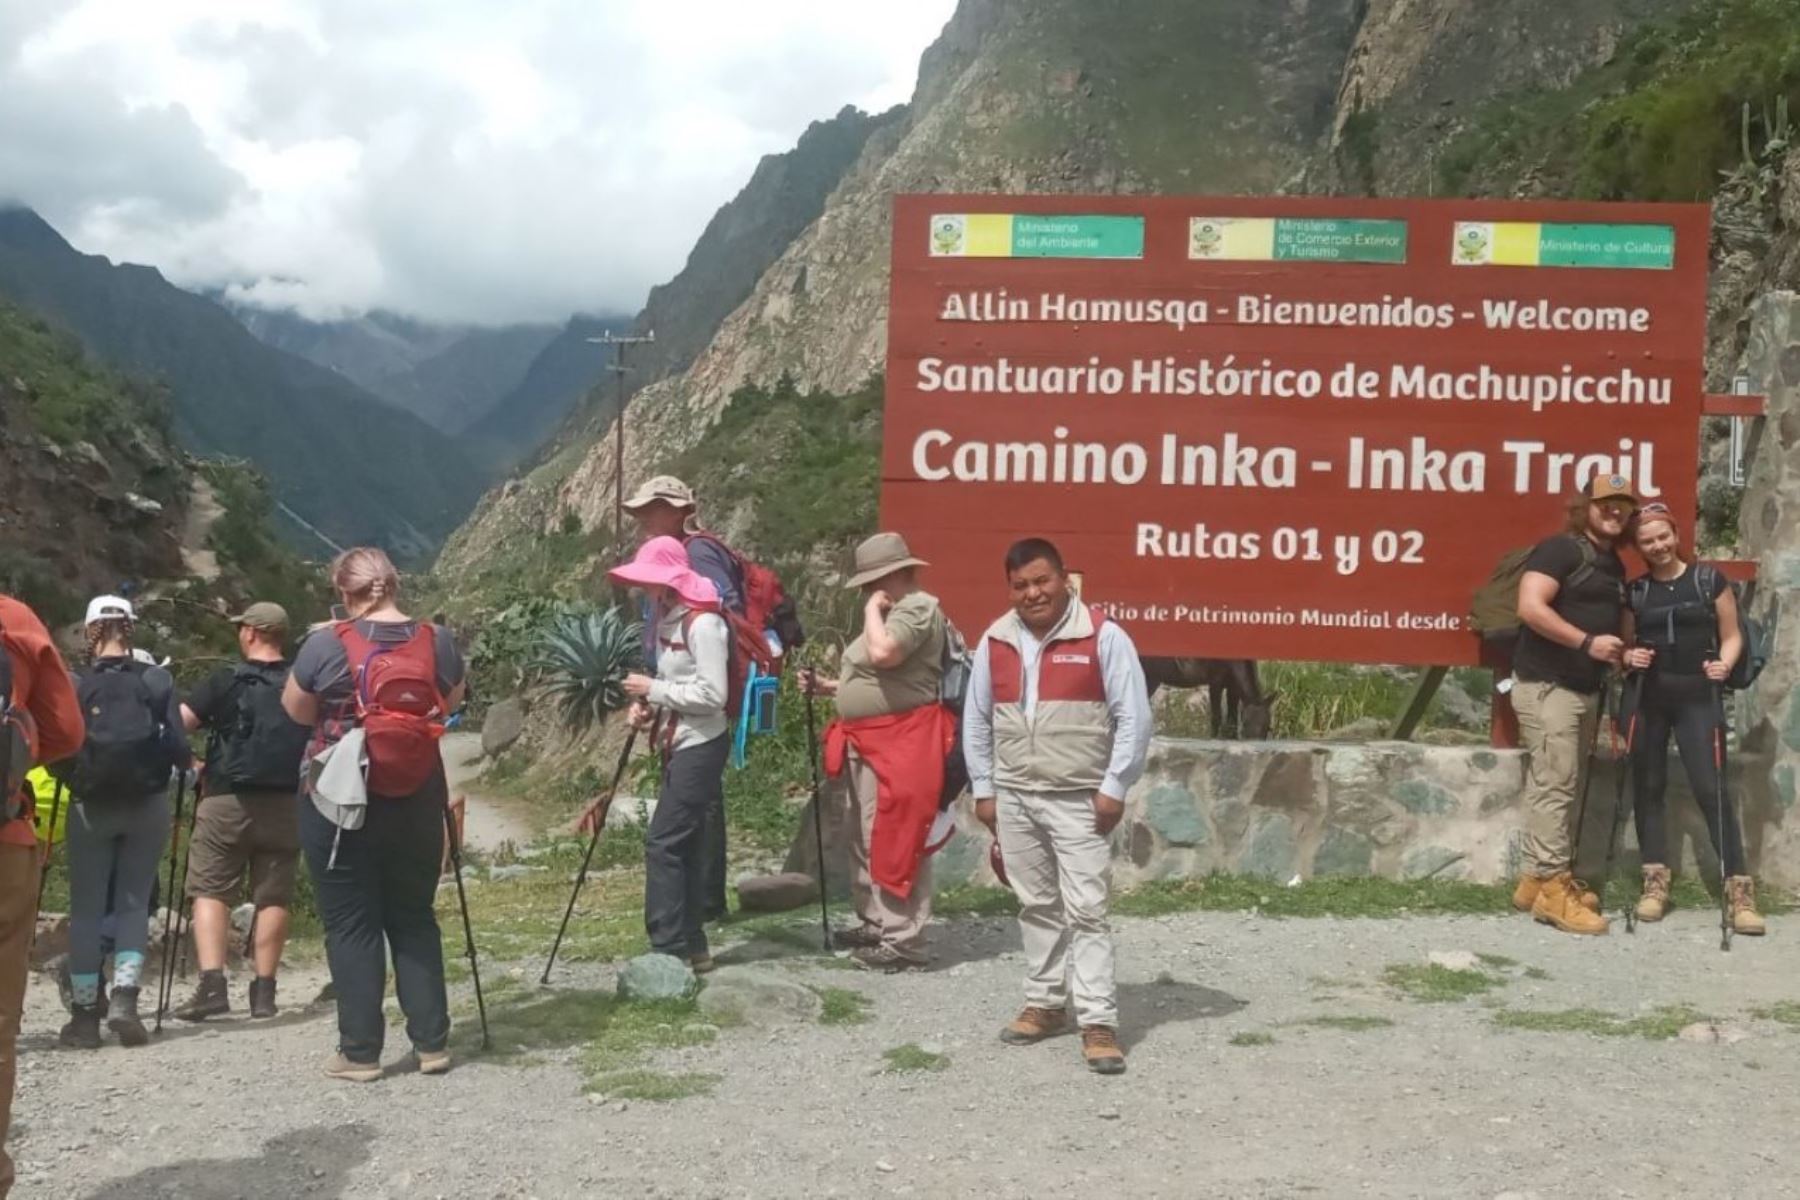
[283,548,467,1081]
[1620,503,1762,932]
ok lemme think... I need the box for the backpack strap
[1564,533,1599,593]
[1627,576,1650,617]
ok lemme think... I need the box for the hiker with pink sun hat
[610,536,729,972]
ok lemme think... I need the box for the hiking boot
[58,1004,102,1050]
[323,1054,383,1083]
[851,944,925,974]
[689,954,716,976]
[831,924,882,950]
[413,1048,452,1076]
[106,986,149,1047]
[1080,1025,1127,1075]
[173,970,230,1022]
[1000,1005,1069,1045]
[248,976,278,1019]
[1728,876,1766,936]
[1514,873,1599,914]
[1635,864,1672,923]
[1532,872,1609,935]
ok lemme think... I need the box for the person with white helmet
[49,596,190,1049]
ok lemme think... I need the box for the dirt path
[441,731,535,853]
[14,893,1800,1197]
[178,475,224,583]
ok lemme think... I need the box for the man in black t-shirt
[172,603,310,1021]
[1511,475,1634,936]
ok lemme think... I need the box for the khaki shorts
[185,788,301,909]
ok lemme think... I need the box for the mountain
[460,313,633,472]
[226,302,560,435]
[0,208,486,559]
[0,295,320,653]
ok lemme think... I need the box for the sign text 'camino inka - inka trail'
[883,195,1710,665]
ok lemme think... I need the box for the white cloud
[0,0,956,323]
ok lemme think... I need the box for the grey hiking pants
[66,788,171,975]
[644,734,728,959]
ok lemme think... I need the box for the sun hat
[608,536,719,609]
[227,601,290,633]
[84,595,135,627]
[622,476,697,512]
[844,532,930,590]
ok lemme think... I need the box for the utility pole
[586,329,655,541]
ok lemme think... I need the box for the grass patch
[1493,1005,1708,1040]
[934,885,1022,918]
[1112,875,1513,919]
[1382,963,1505,1003]
[588,1070,721,1102]
[1475,953,1518,969]
[1229,1031,1276,1047]
[1524,967,1551,981]
[882,1043,949,1073]
[452,982,721,1070]
[813,986,873,1026]
[1750,1002,1800,1027]
[1298,1015,1395,1032]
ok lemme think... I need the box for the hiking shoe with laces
[851,944,925,974]
[1081,1025,1126,1075]
[173,970,230,1022]
[413,1048,452,1076]
[831,924,882,950]
[1513,873,1599,914]
[1532,872,1609,935]
[249,976,278,1019]
[1636,864,1672,923]
[1728,876,1766,936]
[107,985,149,1048]
[59,1004,102,1050]
[1000,1006,1069,1045]
[323,1054,382,1083]
[689,954,716,975]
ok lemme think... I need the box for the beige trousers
[842,750,931,959]
[0,844,36,1198]
[996,787,1118,1028]
[1511,678,1600,876]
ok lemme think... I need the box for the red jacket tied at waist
[823,704,954,901]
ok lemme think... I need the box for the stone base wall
[787,735,1792,892]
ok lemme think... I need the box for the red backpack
[680,605,780,722]
[685,532,806,658]
[334,621,446,796]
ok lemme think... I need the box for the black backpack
[0,615,28,806]
[1627,564,1768,691]
[216,662,310,791]
[70,659,175,797]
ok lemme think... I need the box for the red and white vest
[984,602,1113,792]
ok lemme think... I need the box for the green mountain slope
[0,208,486,560]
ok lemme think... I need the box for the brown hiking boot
[1514,873,1599,914]
[1635,864,1672,923]
[1532,872,1609,935]
[851,944,925,974]
[999,1005,1069,1045]
[1728,876,1766,936]
[1080,1025,1126,1075]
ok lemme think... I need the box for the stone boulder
[616,953,698,1002]
[734,872,819,914]
[696,967,822,1028]
[481,698,528,757]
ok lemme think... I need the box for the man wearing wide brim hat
[801,532,954,972]
[172,600,311,1021]
[1511,473,1636,937]
[622,474,743,924]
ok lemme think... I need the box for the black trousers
[645,734,729,959]
[299,773,451,1064]
[1629,674,1746,877]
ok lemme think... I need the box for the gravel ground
[13,898,1800,1199]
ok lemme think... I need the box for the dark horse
[1141,657,1276,739]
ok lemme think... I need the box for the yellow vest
[27,766,64,844]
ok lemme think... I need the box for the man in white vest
[963,538,1151,1075]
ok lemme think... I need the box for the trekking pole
[34,780,66,918]
[442,802,489,1050]
[154,769,191,1032]
[804,688,830,953]
[1712,679,1732,953]
[540,727,639,984]
[172,776,202,983]
[1606,672,1641,932]
[1567,680,1610,880]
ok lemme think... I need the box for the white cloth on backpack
[308,726,368,867]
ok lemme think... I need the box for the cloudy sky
[0,0,956,324]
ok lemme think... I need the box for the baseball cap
[84,595,135,627]
[1586,473,1638,507]
[227,601,290,633]
[622,475,696,511]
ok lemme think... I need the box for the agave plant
[527,607,645,734]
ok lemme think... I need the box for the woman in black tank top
[1619,504,1761,933]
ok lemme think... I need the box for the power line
[585,329,656,541]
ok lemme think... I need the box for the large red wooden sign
[881,194,1710,664]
